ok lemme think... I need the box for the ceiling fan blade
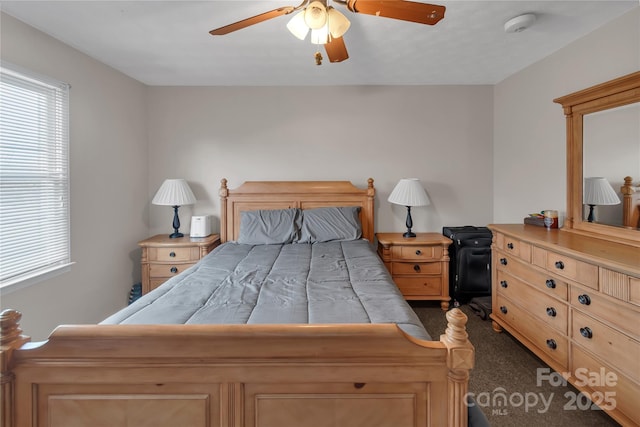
[347,0,445,25]
[210,7,295,36]
[324,36,349,63]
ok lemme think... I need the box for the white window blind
[0,63,71,289]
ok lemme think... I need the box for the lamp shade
[388,178,431,207]
[583,177,620,206]
[152,179,196,206]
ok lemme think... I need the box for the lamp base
[403,231,416,238]
[169,232,184,239]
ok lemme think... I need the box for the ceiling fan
[210,0,446,65]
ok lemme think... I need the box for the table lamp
[388,178,431,238]
[152,178,196,238]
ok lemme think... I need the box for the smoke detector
[504,13,536,33]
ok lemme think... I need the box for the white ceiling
[1,1,637,86]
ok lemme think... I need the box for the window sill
[0,262,75,296]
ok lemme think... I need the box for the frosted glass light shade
[152,179,196,206]
[304,1,327,29]
[327,7,350,38]
[311,26,329,44]
[583,177,620,205]
[287,11,309,40]
[388,178,431,207]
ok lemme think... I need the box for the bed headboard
[219,179,376,243]
[621,176,640,229]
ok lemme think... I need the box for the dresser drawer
[391,262,441,276]
[497,270,568,334]
[495,252,568,300]
[149,262,195,278]
[494,294,568,369]
[392,245,442,261]
[150,247,197,262]
[571,309,640,383]
[532,247,598,289]
[570,286,639,341]
[495,233,531,262]
[394,277,442,296]
[571,345,640,426]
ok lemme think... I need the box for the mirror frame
[554,71,640,246]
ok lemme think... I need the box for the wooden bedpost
[1,309,30,427]
[441,308,474,427]
[621,176,637,228]
[219,178,229,243]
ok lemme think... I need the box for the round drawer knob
[415,250,422,256]
[546,339,557,350]
[580,327,593,339]
[577,294,591,305]
[507,242,514,250]
[555,261,565,270]
[169,251,176,258]
[170,266,178,274]
[413,264,421,272]
[500,280,508,288]
[500,258,508,266]
[545,279,556,289]
[500,306,508,314]
[546,307,556,317]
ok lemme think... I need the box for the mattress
[102,239,431,340]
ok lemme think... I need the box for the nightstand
[376,232,452,310]
[138,233,220,294]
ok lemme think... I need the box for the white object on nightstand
[190,215,211,237]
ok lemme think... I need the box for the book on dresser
[488,224,640,427]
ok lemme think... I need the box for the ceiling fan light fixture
[327,6,350,38]
[304,1,328,29]
[287,11,309,40]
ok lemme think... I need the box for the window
[0,63,71,292]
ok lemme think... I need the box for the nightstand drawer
[151,247,196,262]
[149,262,195,278]
[391,262,441,276]
[394,277,442,296]
[392,245,442,261]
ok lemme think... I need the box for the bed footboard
[1,308,473,427]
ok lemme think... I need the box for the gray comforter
[102,239,431,340]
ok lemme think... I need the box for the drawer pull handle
[413,264,421,272]
[546,339,557,350]
[500,258,508,266]
[545,279,556,289]
[580,327,593,339]
[170,266,178,274]
[507,242,514,250]
[415,250,422,256]
[546,307,556,317]
[169,251,176,258]
[500,306,508,314]
[577,294,591,305]
[500,280,508,288]
[554,261,564,270]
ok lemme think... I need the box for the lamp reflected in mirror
[583,177,620,223]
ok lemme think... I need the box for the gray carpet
[410,302,620,427]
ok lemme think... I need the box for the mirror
[583,103,640,226]
[554,71,640,245]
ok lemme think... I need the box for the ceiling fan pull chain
[315,51,323,65]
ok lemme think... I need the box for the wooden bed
[621,176,639,229]
[0,179,474,427]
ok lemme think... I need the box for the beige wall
[493,8,639,225]
[146,85,494,237]
[0,13,149,340]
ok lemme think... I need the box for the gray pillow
[237,208,301,245]
[297,206,362,243]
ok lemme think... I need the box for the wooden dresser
[489,224,640,426]
[138,234,220,294]
[376,232,452,310]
